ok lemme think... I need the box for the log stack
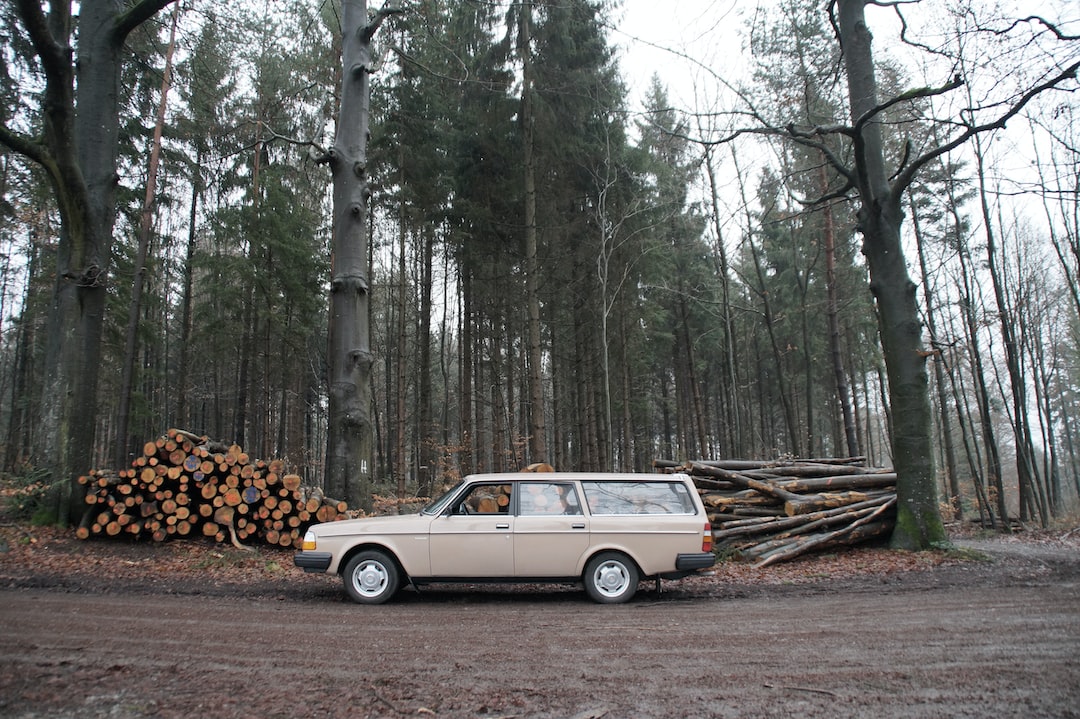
[77,429,349,549]
[658,458,897,567]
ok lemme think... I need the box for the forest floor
[0,511,1078,718]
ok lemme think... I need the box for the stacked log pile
[77,429,349,549]
[659,458,897,567]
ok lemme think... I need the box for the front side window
[451,484,512,515]
[582,481,696,515]
[518,482,582,516]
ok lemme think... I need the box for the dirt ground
[0,523,1078,719]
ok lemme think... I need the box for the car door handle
[572,523,586,529]
[496,523,510,529]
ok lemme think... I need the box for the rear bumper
[675,552,716,571]
[294,551,333,573]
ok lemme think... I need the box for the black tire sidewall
[583,551,639,604]
[343,550,400,605]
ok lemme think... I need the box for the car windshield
[421,480,465,515]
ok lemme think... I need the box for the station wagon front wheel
[584,552,639,604]
[343,551,400,605]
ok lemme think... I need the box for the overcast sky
[613,0,1079,116]
[614,0,744,113]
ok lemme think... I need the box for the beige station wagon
[294,472,715,604]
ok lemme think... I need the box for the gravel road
[1,536,1078,718]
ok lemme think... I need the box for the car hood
[311,513,429,537]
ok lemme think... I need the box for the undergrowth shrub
[0,467,55,523]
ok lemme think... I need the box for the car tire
[343,550,400,605]
[583,551,639,604]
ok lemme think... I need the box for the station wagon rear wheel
[343,551,400,605]
[584,551,639,604]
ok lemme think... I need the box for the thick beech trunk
[5,0,177,524]
[836,0,945,550]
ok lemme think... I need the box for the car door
[428,483,515,577]
[513,481,590,577]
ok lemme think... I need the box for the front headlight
[301,530,317,551]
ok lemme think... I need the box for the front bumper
[294,551,333,573]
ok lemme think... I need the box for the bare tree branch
[13,0,69,82]
[999,15,1080,42]
[0,125,53,171]
[852,74,965,135]
[361,4,405,43]
[894,60,1080,193]
[114,0,180,42]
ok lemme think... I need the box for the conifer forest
[1,0,1078,546]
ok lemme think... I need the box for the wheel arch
[337,542,408,581]
[579,545,645,579]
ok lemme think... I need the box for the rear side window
[518,482,583,515]
[582,481,696,515]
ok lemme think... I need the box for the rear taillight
[702,523,713,552]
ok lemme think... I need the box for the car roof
[462,472,691,483]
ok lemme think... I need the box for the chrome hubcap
[355,561,387,595]
[595,562,627,595]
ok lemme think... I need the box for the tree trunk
[395,157,408,498]
[519,4,547,464]
[116,3,180,468]
[417,225,435,496]
[676,292,708,459]
[956,213,1008,526]
[910,193,961,519]
[820,162,860,459]
[3,218,40,471]
[618,312,635,471]
[175,145,202,429]
[7,0,176,523]
[324,0,397,511]
[491,333,507,474]
[732,148,801,456]
[704,148,742,457]
[460,269,475,477]
[972,136,1044,525]
[747,230,801,456]
[836,0,945,550]
[234,128,261,449]
[594,146,615,471]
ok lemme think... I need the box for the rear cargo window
[581,481,696,515]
